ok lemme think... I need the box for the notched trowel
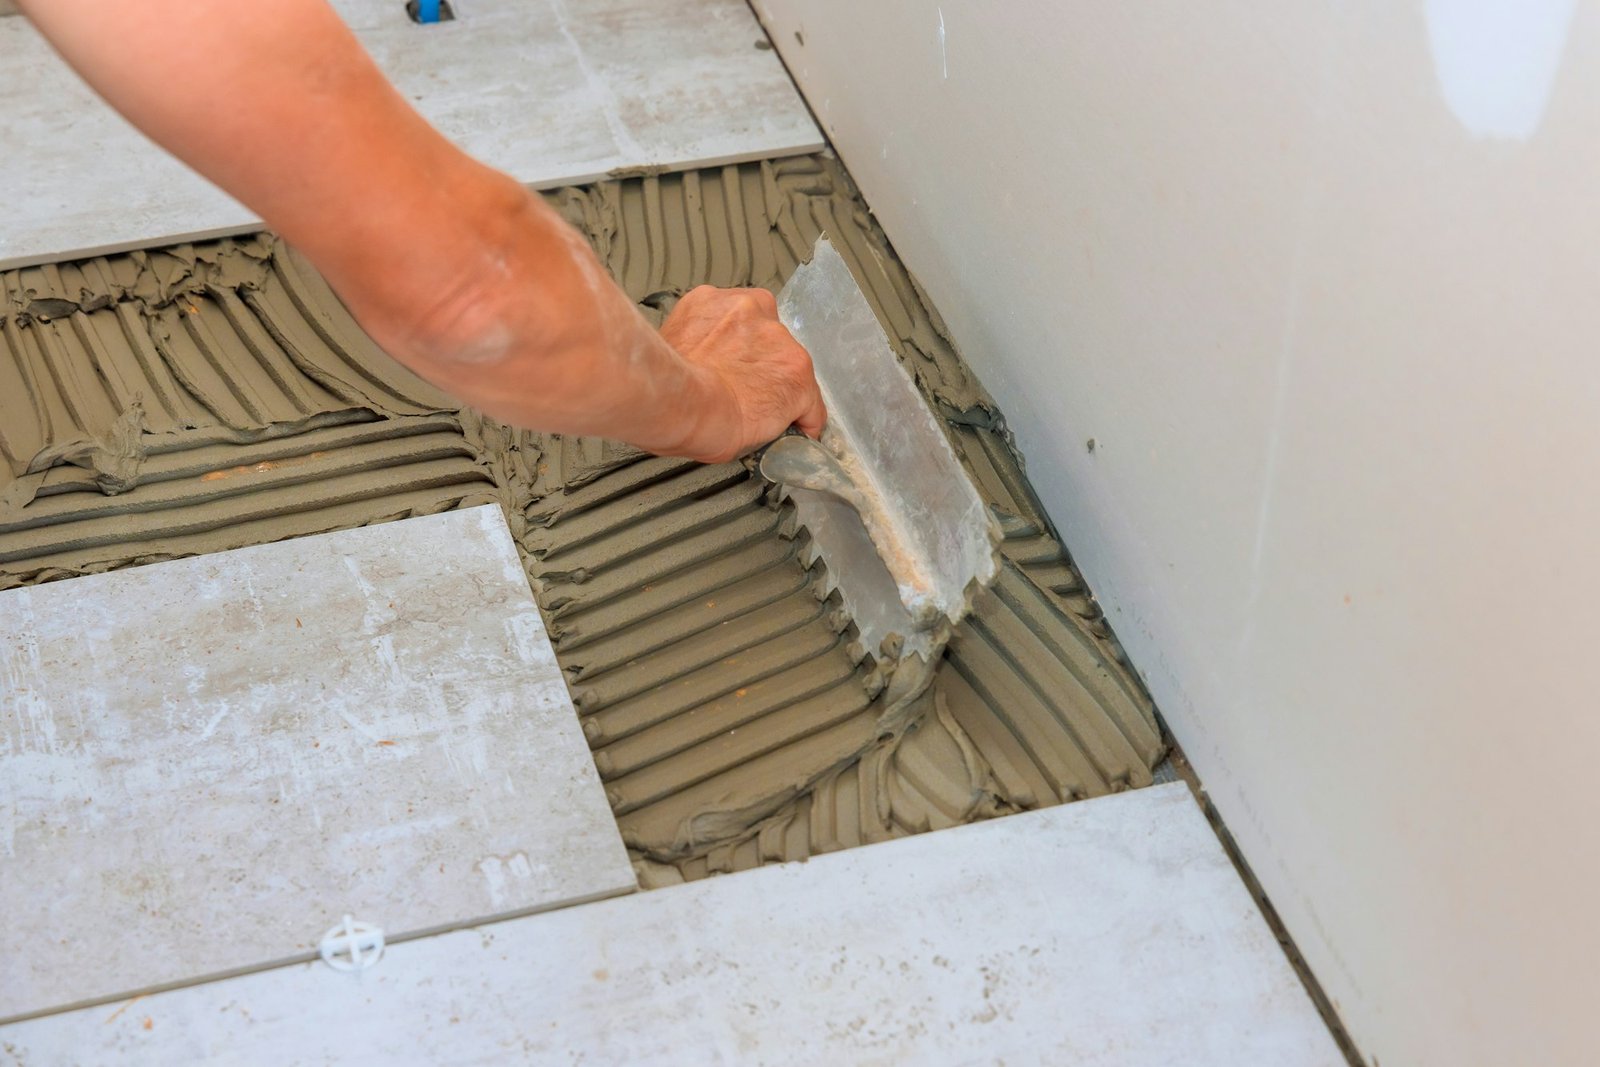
[759,237,1001,675]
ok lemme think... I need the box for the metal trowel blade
[759,237,1000,663]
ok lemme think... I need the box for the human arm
[17,0,824,461]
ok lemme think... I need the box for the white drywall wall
[753,2,1600,1064]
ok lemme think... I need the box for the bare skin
[17,0,824,463]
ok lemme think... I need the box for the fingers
[782,340,826,439]
[793,382,827,439]
[759,313,826,441]
[660,283,827,457]
[743,287,778,315]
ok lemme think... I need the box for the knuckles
[684,285,779,319]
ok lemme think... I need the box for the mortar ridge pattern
[0,155,1164,881]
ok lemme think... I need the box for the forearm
[19,0,720,450]
[397,179,727,451]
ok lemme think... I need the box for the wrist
[646,360,743,462]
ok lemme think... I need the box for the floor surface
[0,157,1167,885]
[0,506,634,1022]
[0,0,822,268]
[0,785,1344,1066]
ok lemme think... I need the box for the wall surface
[753,1,1600,1064]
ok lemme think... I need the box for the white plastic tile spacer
[319,915,386,973]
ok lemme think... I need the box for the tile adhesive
[0,155,1164,882]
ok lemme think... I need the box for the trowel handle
[756,434,866,512]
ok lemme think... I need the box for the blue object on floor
[418,0,440,23]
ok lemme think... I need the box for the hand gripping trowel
[758,237,1001,723]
